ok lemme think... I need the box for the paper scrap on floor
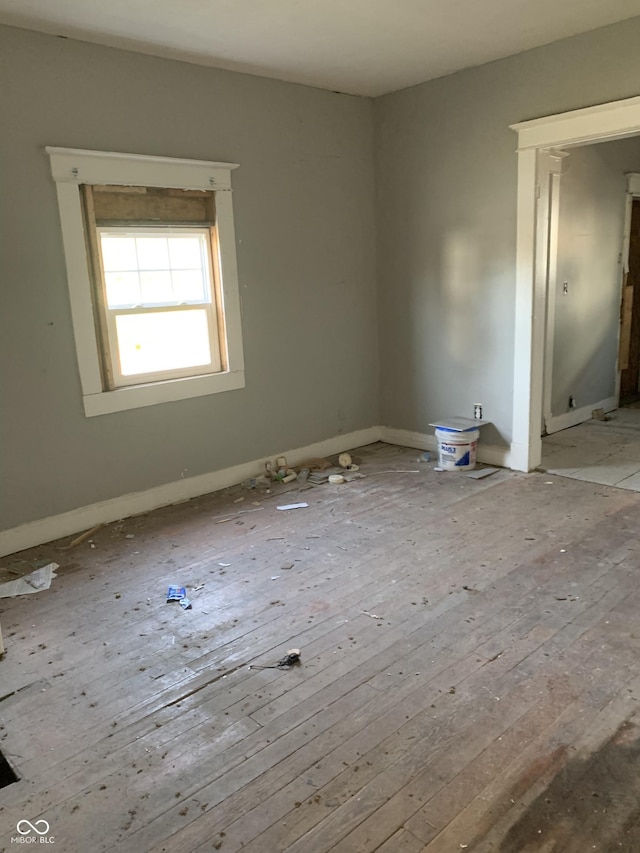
[0,562,59,598]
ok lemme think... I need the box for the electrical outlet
[474,404,483,419]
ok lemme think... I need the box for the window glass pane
[139,271,173,304]
[105,272,141,307]
[172,270,205,302]
[101,236,137,272]
[168,236,203,269]
[135,237,170,270]
[116,310,212,376]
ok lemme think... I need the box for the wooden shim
[66,524,104,549]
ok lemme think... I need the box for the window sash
[89,219,223,389]
[97,226,214,308]
[105,303,223,387]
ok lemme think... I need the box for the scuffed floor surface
[2,443,640,851]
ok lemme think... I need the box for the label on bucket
[435,428,478,470]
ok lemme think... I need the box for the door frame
[540,150,567,435]
[620,174,640,400]
[510,95,640,471]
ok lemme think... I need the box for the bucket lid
[430,416,488,431]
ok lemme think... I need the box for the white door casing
[510,95,640,471]
[540,150,567,435]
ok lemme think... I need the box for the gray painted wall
[374,15,640,449]
[551,138,640,419]
[0,26,378,531]
[7,16,640,535]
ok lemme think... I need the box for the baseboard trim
[1,423,519,557]
[544,395,617,435]
[379,426,514,469]
[0,426,381,558]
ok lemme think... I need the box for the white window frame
[97,227,222,386]
[46,147,245,417]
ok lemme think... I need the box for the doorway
[536,161,640,489]
[511,95,640,472]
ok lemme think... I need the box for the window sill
[83,369,245,416]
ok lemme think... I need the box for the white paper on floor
[0,562,59,598]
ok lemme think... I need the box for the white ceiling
[2,0,640,97]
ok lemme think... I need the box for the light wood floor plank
[3,443,640,852]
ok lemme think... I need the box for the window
[46,148,244,416]
[97,228,220,386]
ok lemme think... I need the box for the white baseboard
[508,440,533,473]
[379,427,436,453]
[544,395,617,435]
[379,426,514,469]
[0,426,381,559]
[0,423,519,558]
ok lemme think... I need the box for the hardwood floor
[2,442,640,851]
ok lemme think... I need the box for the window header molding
[45,147,239,192]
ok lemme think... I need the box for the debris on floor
[360,609,383,619]
[467,467,499,480]
[279,649,301,666]
[296,457,331,471]
[166,586,187,602]
[308,471,331,485]
[592,407,612,421]
[249,649,301,670]
[374,469,420,475]
[179,597,192,610]
[277,502,309,511]
[65,524,103,549]
[243,451,366,495]
[212,507,265,524]
[242,475,272,490]
[307,466,345,484]
[0,561,59,598]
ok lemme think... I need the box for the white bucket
[435,427,479,471]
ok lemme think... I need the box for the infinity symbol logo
[16,819,50,835]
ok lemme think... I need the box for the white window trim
[46,147,245,417]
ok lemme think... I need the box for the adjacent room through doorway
[523,133,640,489]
